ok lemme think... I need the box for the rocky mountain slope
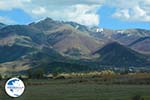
[0,18,149,73]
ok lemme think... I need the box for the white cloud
[0,0,21,10]
[0,0,103,26]
[113,9,130,20]
[50,4,100,26]
[31,7,46,15]
[0,16,16,24]
[23,0,102,26]
[0,0,150,25]
[0,0,30,11]
[110,0,150,22]
[72,5,99,26]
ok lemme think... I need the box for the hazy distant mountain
[0,18,149,73]
[91,28,150,54]
[0,23,6,29]
[128,37,150,54]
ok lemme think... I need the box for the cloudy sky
[0,0,150,29]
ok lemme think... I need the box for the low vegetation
[0,70,150,100]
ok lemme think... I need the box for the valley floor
[0,79,150,100]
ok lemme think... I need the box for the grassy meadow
[0,71,150,100]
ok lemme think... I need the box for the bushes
[26,69,150,85]
[27,68,44,79]
[54,75,65,79]
[0,74,2,80]
[132,95,144,100]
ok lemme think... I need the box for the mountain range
[0,18,149,73]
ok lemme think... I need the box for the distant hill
[93,42,149,67]
[91,28,150,54]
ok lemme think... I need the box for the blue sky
[98,5,150,30]
[0,0,150,30]
[0,9,32,24]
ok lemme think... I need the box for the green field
[0,79,150,100]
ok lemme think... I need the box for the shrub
[132,95,144,100]
[0,74,2,80]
